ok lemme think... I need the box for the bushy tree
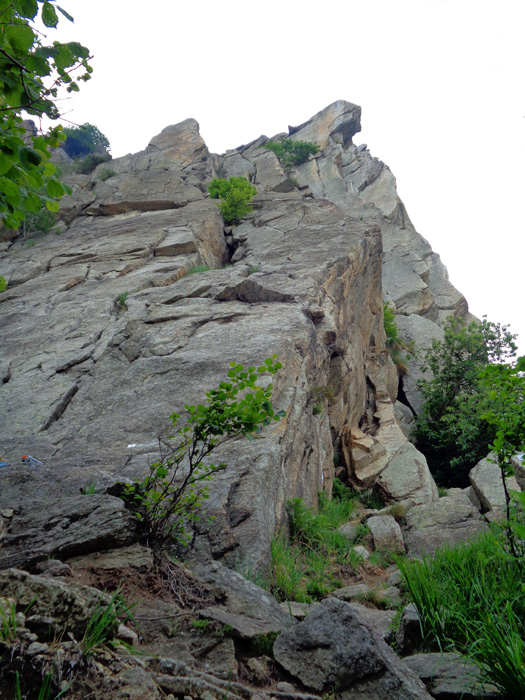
[0,0,92,228]
[415,316,517,486]
[208,176,257,225]
[62,123,110,159]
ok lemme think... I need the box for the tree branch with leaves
[0,0,93,228]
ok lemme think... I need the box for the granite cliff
[0,102,494,699]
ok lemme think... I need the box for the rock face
[0,101,470,567]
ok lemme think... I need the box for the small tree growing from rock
[120,357,285,547]
[208,176,257,225]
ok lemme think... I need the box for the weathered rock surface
[273,598,432,698]
[469,455,521,514]
[0,494,139,570]
[0,568,112,637]
[378,442,439,507]
[404,489,488,557]
[403,652,501,699]
[195,560,290,639]
[367,514,405,553]
[394,313,445,415]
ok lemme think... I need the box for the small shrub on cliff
[208,176,257,225]
[261,137,320,172]
[120,357,285,546]
[383,302,414,375]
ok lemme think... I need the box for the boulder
[469,455,521,514]
[0,568,112,637]
[330,583,371,602]
[377,442,439,507]
[273,598,432,698]
[404,489,488,557]
[195,560,290,640]
[367,514,405,553]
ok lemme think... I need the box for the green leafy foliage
[414,316,517,486]
[0,276,7,292]
[208,176,257,225]
[114,291,129,310]
[480,357,525,557]
[120,357,285,546]
[62,122,110,159]
[21,206,56,235]
[397,533,525,698]
[0,1,92,227]
[262,137,319,173]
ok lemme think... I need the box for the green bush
[98,168,116,182]
[262,137,319,172]
[120,357,284,546]
[75,151,112,175]
[208,176,257,225]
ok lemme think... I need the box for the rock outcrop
[0,101,474,566]
[0,101,486,700]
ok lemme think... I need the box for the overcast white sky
[46,0,525,354]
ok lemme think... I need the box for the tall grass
[397,532,525,698]
[267,484,362,603]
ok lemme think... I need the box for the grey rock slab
[469,455,521,513]
[68,544,154,573]
[273,597,432,698]
[395,603,423,655]
[367,514,405,553]
[404,652,501,699]
[195,560,290,639]
[337,521,360,543]
[382,254,436,318]
[395,314,445,415]
[378,442,439,507]
[394,400,415,439]
[404,489,488,557]
[0,494,139,570]
[348,601,396,643]
[330,583,371,601]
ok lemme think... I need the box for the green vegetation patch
[266,484,362,603]
[208,176,257,225]
[397,532,525,698]
[262,137,320,173]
